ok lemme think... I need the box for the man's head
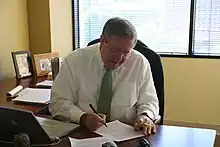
[100,17,137,69]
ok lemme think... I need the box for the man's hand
[80,113,106,131]
[134,115,156,136]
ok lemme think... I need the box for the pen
[89,104,108,127]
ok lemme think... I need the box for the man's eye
[123,51,130,54]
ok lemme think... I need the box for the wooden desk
[54,125,216,147]
[0,77,217,147]
[0,76,48,113]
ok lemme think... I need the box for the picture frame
[33,52,59,76]
[11,51,33,79]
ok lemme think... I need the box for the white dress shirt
[49,43,159,125]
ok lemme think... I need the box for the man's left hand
[134,115,156,136]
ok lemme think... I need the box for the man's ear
[100,35,106,44]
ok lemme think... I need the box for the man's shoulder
[131,49,144,58]
[130,49,150,65]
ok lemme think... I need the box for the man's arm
[136,59,159,121]
[49,59,85,123]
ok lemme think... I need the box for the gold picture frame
[34,52,59,76]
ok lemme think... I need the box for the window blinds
[76,0,191,54]
[193,0,220,55]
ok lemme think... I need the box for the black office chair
[88,39,165,125]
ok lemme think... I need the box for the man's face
[100,35,135,69]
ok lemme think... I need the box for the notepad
[7,86,51,104]
[69,137,116,147]
[95,120,144,142]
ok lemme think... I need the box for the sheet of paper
[69,137,116,147]
[12,88,51,104]
[36,80,53,87]
[36,117,79,138]
[95,120,144,142]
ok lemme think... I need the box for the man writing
[49,17,159,135]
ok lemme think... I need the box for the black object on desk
[13,133,30,147]
[51,57,59,81]
[102,142,118,147]
[137,138,152,147]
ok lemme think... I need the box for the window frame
[72,0,220,59]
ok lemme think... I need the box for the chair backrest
[87,39,165,125]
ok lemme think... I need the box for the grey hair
[102,17,137,44]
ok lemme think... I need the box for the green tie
[97,68,113,121]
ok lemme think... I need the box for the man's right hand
[80,113,106,131]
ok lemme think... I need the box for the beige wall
[0,0,29,79]
[49,0,73,58]
[27,0,51,55]
[27,0,73,58]
[162,58,220,125]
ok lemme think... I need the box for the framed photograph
[34,52,59,76]
[11,51,33,79]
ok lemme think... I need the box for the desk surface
[55,125,216,147]
[0,76,47,113]
[0,77,217,147]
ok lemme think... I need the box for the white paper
[12,88,51,104]
[95,120,144,142]
[7,85,24,97]
[69,137,116,147]
[36,117,79,138]
[36,80,53,87]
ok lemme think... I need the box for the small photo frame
[34,52,59,76]
[11,51,33,79]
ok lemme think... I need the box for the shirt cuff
[138,110,155,121]
[70,111,86,124]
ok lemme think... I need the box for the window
[73,0,220,57]
[193,0,220,55]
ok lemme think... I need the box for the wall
[27,0,73,58]
[0,0,29,79]
[49,0,73,58]
[162,57,220,125]
[27,0,51,55]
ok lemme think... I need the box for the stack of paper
[69,120,144,147]
[12,88,51,104]
[36,80,53,87]
[95,120,144,142]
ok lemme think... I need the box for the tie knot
[105,68,112,74]
[105,68,112,73]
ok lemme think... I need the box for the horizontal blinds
[193,0,220,55]
[77,0,191,54]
